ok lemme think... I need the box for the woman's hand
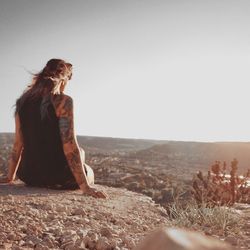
[83,186,108,199]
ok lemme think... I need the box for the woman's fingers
[85,187,108,199]
[95,190,108,199]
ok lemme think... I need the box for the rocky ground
[0,181,250,250]
[0,181,170,250]
[0,134,250,249]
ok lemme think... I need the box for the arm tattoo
[59,117,72,143]
[55,96,87,187]
[66,148,86,186]
[57,96,74,143]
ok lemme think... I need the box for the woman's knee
[85,164,94,185]
[79,147,85,163]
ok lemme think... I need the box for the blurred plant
[192,159,250,206]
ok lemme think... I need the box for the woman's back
[1,58,107,198]
[16,94,76,188]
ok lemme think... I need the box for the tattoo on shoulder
[53,95,62,108]
[63,98,73,113]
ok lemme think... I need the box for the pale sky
[0,0,250,142]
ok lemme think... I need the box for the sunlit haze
[1,0,250,142]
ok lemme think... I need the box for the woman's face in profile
[68,71,73,80]
[66,63,73,80]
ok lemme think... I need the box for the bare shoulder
[51,94,74,117]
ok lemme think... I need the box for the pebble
[225,235,239,245]
[96,237,111,250]
[56,205,67,213]
[100,227,113,238]
[72,208,86,216]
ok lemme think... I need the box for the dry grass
[165,200,243,237]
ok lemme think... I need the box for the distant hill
[130,141,250,173]
[76,135,168,152]
[0,133,167,153]
[1,133,250,173]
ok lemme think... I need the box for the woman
[0,59,107,198]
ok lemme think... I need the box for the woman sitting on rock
[0,59,107,198]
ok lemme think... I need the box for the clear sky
[0,0,250,142]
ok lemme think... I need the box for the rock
[83,218,90,224]
[225,235,239,246]
[24,240,35,248]
[100,227,113,238]
[122,236,136,249]
[87,231,98,241]
[72,208,86,216]
[83,235,96,249]
[35,243,50,250]
[75,238,86,248]
[56,205,67,213]
[18,240,25,246]
[43,237,55,248]
[7,232,16,240]
[24,235,41,245]
[96,237,111,250]
[11,246,23,250]
[134,227,233,250]
[82,236,91,246]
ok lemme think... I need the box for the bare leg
[79,147,94,185]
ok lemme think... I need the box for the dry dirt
[0,181,170,250]
[0,181,250,250]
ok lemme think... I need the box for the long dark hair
[15,59,72,116]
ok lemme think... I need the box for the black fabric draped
[16,94,80,189]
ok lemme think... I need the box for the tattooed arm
[0,114,23,183]
[52,95,107,198]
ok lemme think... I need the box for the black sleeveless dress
[16,94,82,190]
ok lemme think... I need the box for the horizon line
[1,131,250,144]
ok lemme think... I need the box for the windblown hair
[15,58,72,115]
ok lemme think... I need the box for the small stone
[122,237,136,249]
[24,235,41,245]
[24,240,35,247]
[47,213,56,220]
[100,227,112,238]
[87,231,98,241]
[7,232,16,240]
[83,218,90,224]
[18,240,25,246]
[109,239,117,249]
[83,235,97,249]
[77,229,88,239]
[11,246,23,250]
[225,235,239,245]
[75,239,86,247]
[96,237,111,250]
[43,237,55,248]
[72,208,86,216]
[82,236,91,246]
[35,243,50,250]
[56,205,67,213]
